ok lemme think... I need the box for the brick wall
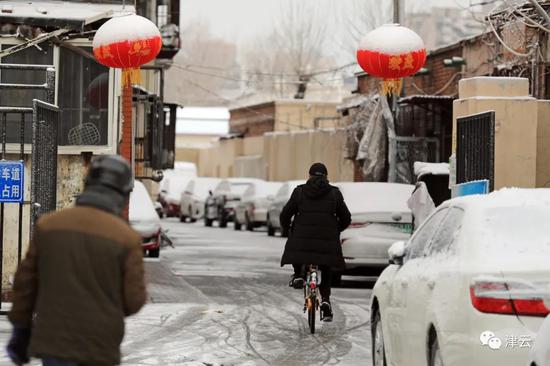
[229,102,276,137]
[357,44,464,97]
[405,46,463,96]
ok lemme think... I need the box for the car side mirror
[388,241,406,266]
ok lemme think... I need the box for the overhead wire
[177,75,313,130]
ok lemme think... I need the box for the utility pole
[393,0,400,23]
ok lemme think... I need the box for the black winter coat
[280,177,352,269]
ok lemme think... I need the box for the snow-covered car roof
[242,181,283,199]
[130,181,160,223]
[447,187,550,210]
[186,177,223,198]
[336,182,414,215]
[439,188,550,271]
[414,162,450,178]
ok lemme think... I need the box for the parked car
[205,178,264,228]
[154,201,163,218]
[370,189,550,366]
[266,180,303,237]
[234,181,283,231]
[335,182,414,283]
[179,177,222,223]
[530,301,550,366]
[130,181,162,258]
[160,176,192,217]
[158,162,197,214]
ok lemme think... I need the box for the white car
[234,181,283,231]
[530,309,550,366]
[371,189,550,366]
[206,178,264,228]
[130,181,162,258]
[336,182,414,282]
[179,177,222,223]
[266,180,303,237]
[160,175,193,217]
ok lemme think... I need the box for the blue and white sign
[0,161,24,203]
[454,180,489,198]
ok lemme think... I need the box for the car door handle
[427,280,435,290]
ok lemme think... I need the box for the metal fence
[0,64,58,310]
[30,100,60,229]
[456,111,495,191]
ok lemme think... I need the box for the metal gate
[0,64,59,308]
[392,136,440,184]
[456,111,495,191]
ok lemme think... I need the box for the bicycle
[302,264,323,334]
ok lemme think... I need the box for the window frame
[405,207,449,261]
[0,37,118,155]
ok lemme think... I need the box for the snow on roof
[414,162,450,177]
[177,107,229,120]
[336,182,415,215]
[0,1,136,29]
[176,107,229,135]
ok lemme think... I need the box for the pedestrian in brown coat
[7,155,147,366]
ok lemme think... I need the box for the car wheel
[429,333,444,366]
[179,214,186,223]
[148,248,160,258]
[205,218,213,227]
[245,213,254,231]
[267,220,275,237]
[372,310,387,366]
[219,214,228,228]
[234,220,242,231]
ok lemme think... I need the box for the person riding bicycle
[280,163,351,322]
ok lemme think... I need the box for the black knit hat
[309,162,328,177]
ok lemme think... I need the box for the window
[58,47,109,146]
[406,208,448,260]
[0,44,53,143]
[426,207,464,256]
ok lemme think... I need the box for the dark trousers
[292,264,332,300]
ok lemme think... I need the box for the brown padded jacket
[8,205,147,366]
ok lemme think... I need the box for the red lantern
[357,24,426,95]
[92,14,162,86]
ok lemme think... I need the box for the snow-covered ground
[0,220,373,366]
[122,220,373,366]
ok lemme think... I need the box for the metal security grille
[392,136,440,184]
[456,111,495,191]
[0,64,58,311]
[30,100,59,228]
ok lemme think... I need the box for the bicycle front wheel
[308,296,316,334]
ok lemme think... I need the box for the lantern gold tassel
[381,78,403,96]
[122,67,141,88]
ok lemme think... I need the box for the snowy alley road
[121,219,373,366]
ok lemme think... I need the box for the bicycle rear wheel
[308,296,316,334]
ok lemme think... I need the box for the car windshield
[478,206,550,266]
[231,183,252,195]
